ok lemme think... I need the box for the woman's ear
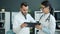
[47,6,50,12]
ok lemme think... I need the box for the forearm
[42,27,51,34]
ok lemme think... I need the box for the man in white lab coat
[13,2,35,34]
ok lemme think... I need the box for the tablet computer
[24,22,41,27]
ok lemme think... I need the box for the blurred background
[0,0,60,34]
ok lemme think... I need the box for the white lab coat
[13,12,35,34]
[38,13,56,34]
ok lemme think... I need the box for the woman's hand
[35,25,42,30]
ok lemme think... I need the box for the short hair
[21,2,28,8]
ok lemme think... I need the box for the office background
[0,0,60,34]
[0,0,60,18]
[0,0,60,11]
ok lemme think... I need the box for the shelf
[0,20,5,22]
[54,11,60,12]
[0,28,5,29]
[56,29,60,31]
[56,20,60,22]
[0,12,5,29]
[0,12,5,13]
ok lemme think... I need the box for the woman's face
[41,5,50,14]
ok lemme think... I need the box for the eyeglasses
[41,7,46,9]
[41,7,49,9]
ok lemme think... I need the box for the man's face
[21,5,28,15]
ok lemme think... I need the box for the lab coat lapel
[19,12,26,21]
[18,12,30,34]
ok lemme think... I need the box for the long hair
[41,1,54,15]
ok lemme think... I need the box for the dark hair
[41,1,54,15]
[21,2,28,8]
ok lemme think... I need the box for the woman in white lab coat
[35,1,56,34]
[13,2,35,34]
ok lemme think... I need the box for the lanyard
[21,12,27,19]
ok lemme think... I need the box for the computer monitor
[54,11,60,21]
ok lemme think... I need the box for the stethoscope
[36,14,50,34]
[39,14,50,22]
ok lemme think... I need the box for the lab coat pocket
[19,27,30,34]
